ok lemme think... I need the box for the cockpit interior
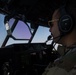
[0,0,70,75]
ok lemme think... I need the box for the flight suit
[42,45,76,75]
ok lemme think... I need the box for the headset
[58,6,73,36]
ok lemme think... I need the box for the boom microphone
[45,35,52,43]
[47,35,52,41]
[46,35,61,43]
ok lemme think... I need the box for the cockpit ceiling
[0,0,67,26]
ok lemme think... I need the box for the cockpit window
[0,13,51,47]
[12,20,31,39]
[31,26,50,43]
[6,38,29,46]
[0,14,7,47]
[6,20,32,46]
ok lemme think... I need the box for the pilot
[42,1,76,75]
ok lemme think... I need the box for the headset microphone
[47,35,52,41]
[45,34,62,46]
[47,35,61,41]
[46,35,62,50]
[45,34,63,53]
[45,35,53,43]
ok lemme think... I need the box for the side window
[0,14,7,47]
[6,20,32,46]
